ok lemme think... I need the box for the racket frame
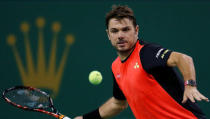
[2,86,61,118]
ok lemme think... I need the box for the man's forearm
[99,97,128,119]
[167,52,196,82]
[177,54,196,82]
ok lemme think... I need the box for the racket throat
[59,114,65,119]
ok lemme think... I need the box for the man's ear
[106,29,110,40]
[135,25,139,39]
[135,25,139,34]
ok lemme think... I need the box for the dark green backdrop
[0,1,209,119]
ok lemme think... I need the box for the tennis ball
[89,70,103,85]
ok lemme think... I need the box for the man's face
[107,18,139,52]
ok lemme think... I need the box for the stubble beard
[115,43,136,57]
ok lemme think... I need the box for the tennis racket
[2,86,71,119]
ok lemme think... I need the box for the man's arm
[99,97,128,118]
[74,97,128,119]
[167,52,209,103]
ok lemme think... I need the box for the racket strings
[5,89,50,109]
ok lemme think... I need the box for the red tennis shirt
[112,40,206,119]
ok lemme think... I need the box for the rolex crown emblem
[7,17,75,97]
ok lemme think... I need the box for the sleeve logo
[161,49,169,59]
[156,48,163,58]
[156,48,169,59]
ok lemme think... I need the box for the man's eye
[122,28,130,32]
[111,29,118,33]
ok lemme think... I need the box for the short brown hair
[105,5,137,29]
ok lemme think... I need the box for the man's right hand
[74,116,83,119]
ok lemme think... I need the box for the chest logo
[134,62,139,69]
[117,73,121,79]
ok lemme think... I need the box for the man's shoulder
[140,41,163,52]
[112,56,120,63]
[111,57,121,68]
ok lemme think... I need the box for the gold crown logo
[7,17,75,97]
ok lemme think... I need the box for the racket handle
[59,114,71,119]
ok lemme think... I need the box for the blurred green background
[0,0,209,119]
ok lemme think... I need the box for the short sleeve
[140,43,172,73]
[112,73,126,100]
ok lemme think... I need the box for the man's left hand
[182,86,209,103]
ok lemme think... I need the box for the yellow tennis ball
[89,70,103,85]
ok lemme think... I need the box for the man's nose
[118,31,125,40]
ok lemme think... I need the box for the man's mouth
[117,40,127,45]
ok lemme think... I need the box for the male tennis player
[74,5,209,119]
